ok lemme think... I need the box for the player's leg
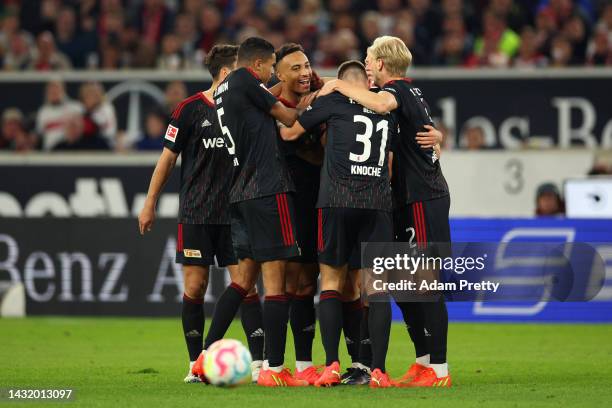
[356,209,394,388]
[211,223,264,373]
[408,195,452,387]
[393,203,430,383]
[340,268,371,385]
[341,269,361,367]
[202,205,260,353]
[288,262,320,384]
[314,207,350,387]
[177,224,213,383]
[244,193,306,387]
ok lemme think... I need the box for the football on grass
[204,339,252,386]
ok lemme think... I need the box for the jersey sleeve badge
[165,124,179,142]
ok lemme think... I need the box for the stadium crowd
[0,0,610,71]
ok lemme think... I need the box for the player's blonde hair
[368,36,412,76]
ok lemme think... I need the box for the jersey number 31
[349,115,389,166]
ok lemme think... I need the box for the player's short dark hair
[237,37,275,65]
[275,43,305,64]
[337,60,367,81]
[205,44,239,79]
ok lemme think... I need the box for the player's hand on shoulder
[138,204,156,235]
[416,125,443,149]
[318,79,340,97]
[297,91,318,111]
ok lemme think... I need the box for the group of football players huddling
[139,34,452,389]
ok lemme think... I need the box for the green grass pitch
[1,318,611,407]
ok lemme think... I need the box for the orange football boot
[408,367,452,387]
[191,351,206,380]
[294,365,322,385]
[395,363,428,384]
[314,361,342,387]
[369,369,395,388]
[257,368,309,387]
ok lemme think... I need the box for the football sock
[430,363,449,377]
[296,361,313,372]
[368,294,391,373]
[422,298,449,365]
[264,295,290,367]
[416,354,430,366]
[182,293,204,362]
[319,290,343,365]
[358,306,372,368]
[269,365,283,373]
[203,282,247,349]
[290,294,316,363]
[342,299,362,364]
[240,294,264,361]
[396,301,429,358]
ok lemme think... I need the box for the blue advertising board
[414,218,612,323]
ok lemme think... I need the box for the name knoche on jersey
[351,164,382,177]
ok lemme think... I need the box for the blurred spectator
[0,0,610,69]
[434,14,472,66]
[53,112,110,151]
[513,26,549,67]
[29,31,72,70]
[173,13,199,68]
[359,12,381,57]
[36,79,83,150]
[197,5,225,54]
[550,35,575,66]
[135,110,166,151]
[79,82,117,148]
[462,126,488,150]
[535,182,565,216]
[133,0,174,48]
[1,108,37,152]
[163,81,188,118]
[157,34,184,70]
[54,7,97,68]
[489,0,529,32]
[562,15,589,63]
[467,11,521,67]
[2,31,33,70]
[586,23,611,65]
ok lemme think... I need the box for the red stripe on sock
[293,294,314,301]
[229,282,248,297]
[276,194,289,245]
[243,294,260,304]
[320,291,341,301]
[183,293,204,304]
[265,294,289,302]
[343,299,363,312]
[281,194,294,244]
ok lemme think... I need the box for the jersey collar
[277,96,297,108]
[246,67,262,82]
[383,77,413,87]
[199,92,214,108]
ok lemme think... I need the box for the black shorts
[175,223,237,267]
[290,160,320,263]
[231,193,301,262]
[317,207,393,269]
[394,195,451,254]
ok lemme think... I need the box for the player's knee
[184,279,207,299]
